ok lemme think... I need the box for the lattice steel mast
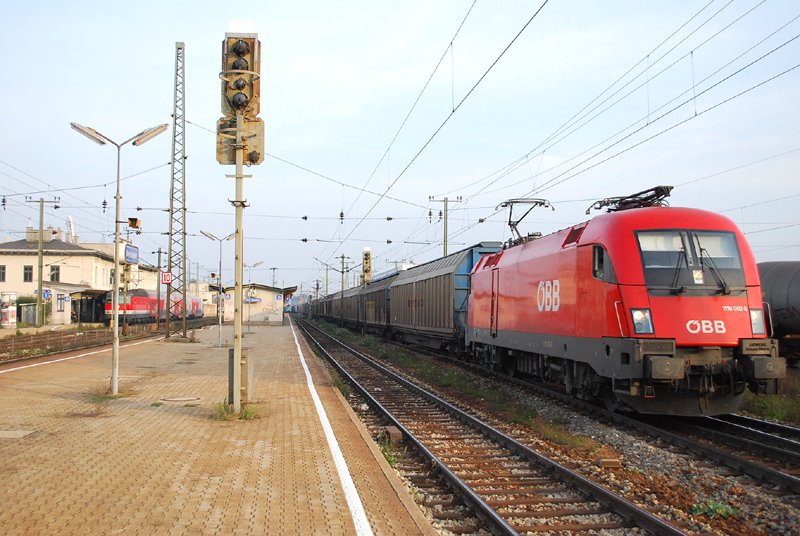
[166,42,187,338]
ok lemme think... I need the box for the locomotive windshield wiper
[669,247,687,294]
[698,247,731,294]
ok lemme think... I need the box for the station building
[0,225,156,327]
[212,283,297,326]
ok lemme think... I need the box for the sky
[1,0,798,296]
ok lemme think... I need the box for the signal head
[232,57,249,71]
[231,40,250,56]
[231,92,249,109]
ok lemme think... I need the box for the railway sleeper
[497,506,609,518]
[487,497,590,508]
[512,521,627,533]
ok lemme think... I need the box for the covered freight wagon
[389,242,502,351]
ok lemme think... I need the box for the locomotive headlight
[631,308,654,334]
[750,308,765,335]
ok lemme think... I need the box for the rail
[297,317,687,535]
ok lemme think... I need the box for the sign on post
[124,244,139,265]
[161,271,173,285]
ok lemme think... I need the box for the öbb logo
[537,280,560,312]
[685,320,726,334]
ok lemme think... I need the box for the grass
[89,393,124,404]
[740,373,800,425]
[215,400,258,421]
[151,402,164,407]
[379,436,398,467]
[691,500,739,519]
[10,347,46,357]
[529,415,600,449]
[332,374,352,399]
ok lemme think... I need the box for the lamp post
[71,122,168,395]
[244,260,263,333]
[201,230,234,348]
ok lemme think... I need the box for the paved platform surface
[0,320,434,535]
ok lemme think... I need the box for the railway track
[0,317,216,366]
[396,335,800,496]
[648,414,800,487]
[297,318,686,535]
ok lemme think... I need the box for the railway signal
[217,33,264,165]
[218,32,265,413]
[362,247,372,285]
[220,35,260,119]
[215,116,264,165]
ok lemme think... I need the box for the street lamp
[244,260,263,333]
[201,230,234,348]
[71,121,168,395]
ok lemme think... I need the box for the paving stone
[0,322,434,535]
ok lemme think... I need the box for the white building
[0,225,157,326]
[215,283,296,326]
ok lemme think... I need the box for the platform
[0,320,434,535]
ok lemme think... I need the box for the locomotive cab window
[592,245,616,283]
[636,230,745,295]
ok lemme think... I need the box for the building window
[0,265,5,282]
[50,265,61,282]
[57,294,66,312]
[23,265,33,282]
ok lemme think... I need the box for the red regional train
[104,289,204,323]
[468,191,784,415]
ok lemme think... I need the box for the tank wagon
[759,261,800,366]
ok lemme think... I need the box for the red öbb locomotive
[468,187,784,416]
[104,289,204,323]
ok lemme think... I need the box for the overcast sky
[1,0,798,294]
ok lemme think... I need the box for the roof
[218,283,298,294]
[392,242,503,285]
[0,238,103,255]
[0,238,157,271]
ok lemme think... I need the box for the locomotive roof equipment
[496,198,554,247]
[585,185,673,214]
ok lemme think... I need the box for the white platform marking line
[289,318,374,536]
[0,337,163,375]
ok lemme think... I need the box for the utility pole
[339,255,349,326]
[429,195,462,257]
[122,265,130,335]
[325,265,329,295]
[315,279,320,316]
[340,255,347,292]
[270,267,277,287]
[25,197,59,327]
[153,247,163,330]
